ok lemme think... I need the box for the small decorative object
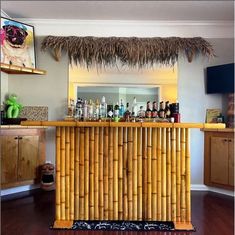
[5,94,23,118]
[41,163,55,191]
[1,17,36,68]
[206,109,221,123]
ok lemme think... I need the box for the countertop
[200,128,234,132]
[0,125,47,129]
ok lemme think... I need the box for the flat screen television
[206,63,234,94]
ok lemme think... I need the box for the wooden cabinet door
[210,137,229,185]
[228,138,234,186]
[18,136,39,181]
[0,136,18,184]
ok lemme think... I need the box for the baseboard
[1,184,234,197]
[1,184,40,197]
[191,184,234,197]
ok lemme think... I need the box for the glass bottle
[68,99,75,117]
[158,101,165,118]
[119,99,125,117]
[83,99,88,121]
[114,102,120,122]
[107,104,114,120]
[152,101,158,118]
[100,96,107,119]
[145,101,152,119]
[132,97,138,117]
[87,99,94,120]
[75,98,83,120]
[164,101,171,118]
[124,102,131,122]
[93,99,100,120]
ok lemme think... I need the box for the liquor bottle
[107,104,113,120]
[83,99,88,121]
[145,101,152,118]
[164,101,171,118]
[94,99,100,120]
[124,102,131,122]
[100,96,107,118]
[114,102,120,122]
[137,106,145,118]
[132,97,138,117]
[158,101,165,118]
[87,99,94,120]
[119,99,125,117]
[75,98,82,120]
[152,101,158,118]
[68,99,75,117]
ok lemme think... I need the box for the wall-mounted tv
[206,63,234,94]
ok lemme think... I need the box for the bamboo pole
[123,127,128,220]
[60,127,66,220]
[166,127,171,221]
[79,127,85,219]
[108,127,114,219]
[151,127,157,221]
[104,127,109,220]
[74,127,80,219]
[56,127,61,220]
[89,127,95,220]
[133,127,138,220]
[171,128,176,222]
[65,127,70,220]
[147,128,152,220]
[137,128,142,221]
[157,128,162,220]
[113,127,118,220]
[161,128,166,221]
[185,128,191,223]
[94,127,99,220]
[180,128,186,222]
[142,128,147,219]
[84,127,89,220]
[176,128,181,222]
[70,127,75,220]
[118,127,123,220]
[127,127,133,220]
[99,127,104,220]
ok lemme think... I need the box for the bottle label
[146,111,152,118]
[108,110,113,117]
[152,111,158,118]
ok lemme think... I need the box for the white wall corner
[1,9,11,18]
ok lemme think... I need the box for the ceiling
[1,1,234,21]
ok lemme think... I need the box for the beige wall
[1,72,8,104]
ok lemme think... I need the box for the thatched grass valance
[41,36,214,68]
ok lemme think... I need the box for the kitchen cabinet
[203,129,234,190]
[0,127,46,189]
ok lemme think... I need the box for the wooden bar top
[21,120,226,129]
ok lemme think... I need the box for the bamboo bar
[23,121,224,229]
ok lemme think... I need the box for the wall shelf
[0,63,46,75]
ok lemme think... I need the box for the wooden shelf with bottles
[0,63,46,75]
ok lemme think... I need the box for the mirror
[69,64,178,109]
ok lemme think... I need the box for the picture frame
[1,17,36,69]
[205,109,221,123]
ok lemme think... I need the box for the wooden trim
[53,220,73,229]
[21,121,226,129]
[174,222,194,230]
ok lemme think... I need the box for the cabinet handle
[224,139,227,142]
[18,137,23,140]
[14,137,18,140]
[228,139,232,142]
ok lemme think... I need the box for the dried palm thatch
[41,36,214,68]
